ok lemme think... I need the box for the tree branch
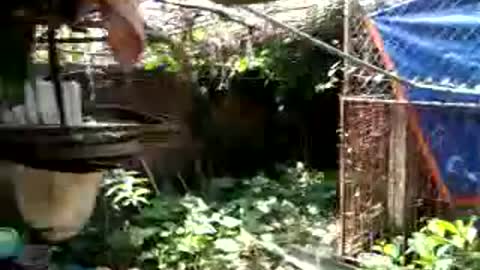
[154,0,258,29]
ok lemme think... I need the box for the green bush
[52,163,337,270]
[359,217,480,270]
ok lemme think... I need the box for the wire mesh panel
[344,0,480,96]
[343,0,395,98]
[339,97,390,255]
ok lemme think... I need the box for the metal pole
[338,0,350,257]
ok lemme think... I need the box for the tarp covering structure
[368,0,480,204]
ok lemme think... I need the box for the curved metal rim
[1,140,142,160]
[0,122,141,131]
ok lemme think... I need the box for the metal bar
[342,96,480,109]
[338,0,351,257]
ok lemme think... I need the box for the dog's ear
[97,0,145,68]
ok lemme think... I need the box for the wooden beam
[387,104,408,231]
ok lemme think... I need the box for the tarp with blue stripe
[370,0,480,199]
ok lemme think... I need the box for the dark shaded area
[191,42,340,180]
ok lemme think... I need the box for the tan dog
[12,164,102,242]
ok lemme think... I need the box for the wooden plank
[28,79,82,126]
[24,81,40,124]
[62,81,83,126]
[35,80,59,125]
[387,104,408,231]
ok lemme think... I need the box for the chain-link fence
[344,0,480,96]
[339,0,480,257]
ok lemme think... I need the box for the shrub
[52,163,337,270]
[359,217,480,270]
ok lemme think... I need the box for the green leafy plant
[128,195,253,270]
[103,169,152,210]
[51,164,337,270]
[215,163,337,269]
[126,164,336,270]
[360,217,480,270]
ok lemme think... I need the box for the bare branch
[154,0,257,29]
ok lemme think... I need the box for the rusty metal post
[337,0,351,257]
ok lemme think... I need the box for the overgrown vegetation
[359,217,480,270]
[142,24,341,106]
[51,162,337,270]
[144,20,342,175]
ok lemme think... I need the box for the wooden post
[387,103,409,231]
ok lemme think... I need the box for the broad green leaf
[105,185,121,197]
[455,220,466,235]
[466,226,478,244]
[175,227,185,235]
[410,233,435,259]
[234,57,249,73]
[135,197,150,206]
[255,197,277,214]
[125,170,141,176]
[214,238,241,253]
[144,61,160,71]
[192,28,206,42]
[177,235,204,254]
[436,244,452,257]
[434,258,454,270]
[159,230,172,238]
[181,195,210,212]
[113,193,129,204]
[450,235,466,249]
[260,49,270,57]
[427,219,447,237]
[219,216,242,229]
[428,235,450,246]
[134,188,151,196]
[190,222,217,235]
[372,244,384,254]
[383,243,399,258]
[259,233,274,242]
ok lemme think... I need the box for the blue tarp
[370,0,480,198]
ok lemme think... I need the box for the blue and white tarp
[369,0,480,201]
